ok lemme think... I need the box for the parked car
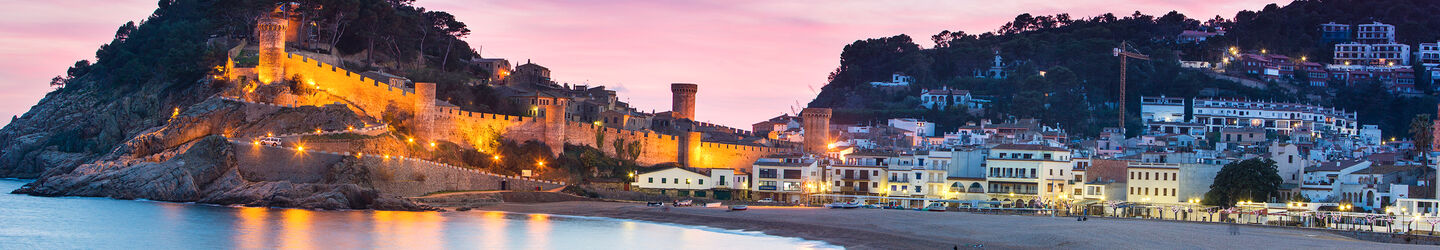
[259,137,282,146]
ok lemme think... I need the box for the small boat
[829,201,861,209]
[926,205,948,212]
[704,202,722,208]
[729,205,748,211]
[646,202,664,207]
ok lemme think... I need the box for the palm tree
[1409,114,1433,163]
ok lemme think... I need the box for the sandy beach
[471,201,1432,249]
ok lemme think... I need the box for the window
[1030,169,1036,178]
[836,181,842,186]
[759,169,777,178]
[698,179,703,185]
[915,186,923,192]
[675,178,680,184]
[915,173,923,180]
[872,182,878,188]
[648,177,654,183]
[783,169,802,179]
[891,185,898,191]
[718,176,727,186]
[662,178,667,184]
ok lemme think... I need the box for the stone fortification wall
[693,141,791,169]
[270,54,792,169]
[560,121,681,166]
[231,141,563,197]
[280,53,420,119]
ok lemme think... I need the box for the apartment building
[1192,97,1358,135]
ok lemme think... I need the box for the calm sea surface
[0,179,837,249]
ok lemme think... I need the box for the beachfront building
[1192,97,1358,135]
[985,144,1072,207]
[824,165,886,196]
[1125,163,1222,205]
[751,155,822,203]
[944,177,989,201]
[632,167,739,199]
[920,87,988,111]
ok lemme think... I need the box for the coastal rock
[10,97,425,211]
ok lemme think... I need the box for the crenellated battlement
[255,51,793,170]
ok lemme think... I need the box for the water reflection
[526,213,551,249]
[280,209,312,250]
[0,180,838,250]
[371,210,445,249]
[236,207,268,249]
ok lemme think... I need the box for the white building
[1420,41,1440,67]
[632,167,739,198]
[888,118,937,137]
[1268,143,1309,185]
[869,73,913,87]
[1191,97,1358,135]
[1125,163,1222,205]
[1356,22,1396,44]
[984,144,1073,207]
[751,156,822,203]
[920,87,987,111]
[1140,96,1187,123]
[1300,160,1371,202]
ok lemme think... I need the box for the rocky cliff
[8,97,425,210]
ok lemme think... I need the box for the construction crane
[1113,41,1149,135]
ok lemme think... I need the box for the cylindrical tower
[256,17,288,84]
[801,108,832,155]
[671,83,698,121]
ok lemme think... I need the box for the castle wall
[271,54,793,169]
[280,53,420,119]
[692,141,792,170]
[559,121,681,166]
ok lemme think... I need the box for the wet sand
[471,201,1431,249]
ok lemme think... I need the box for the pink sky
[0,0,1281,129]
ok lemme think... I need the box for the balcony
[888,177,911,182]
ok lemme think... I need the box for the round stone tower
[256,16,288,84]
[671,83,698,121]
[801,108,832,155]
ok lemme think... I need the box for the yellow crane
[1113,41,1149,134]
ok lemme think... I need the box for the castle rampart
[264,53,793,171]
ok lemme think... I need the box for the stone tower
[671,83,698,121]
[801,108,832,155]
[256,15,288,84]
[540,96,570,155]
[414,82,437,140]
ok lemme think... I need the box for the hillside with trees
[2,0,511,178]
[809,0,1440,138]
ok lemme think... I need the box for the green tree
[1202,158,1282,207]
